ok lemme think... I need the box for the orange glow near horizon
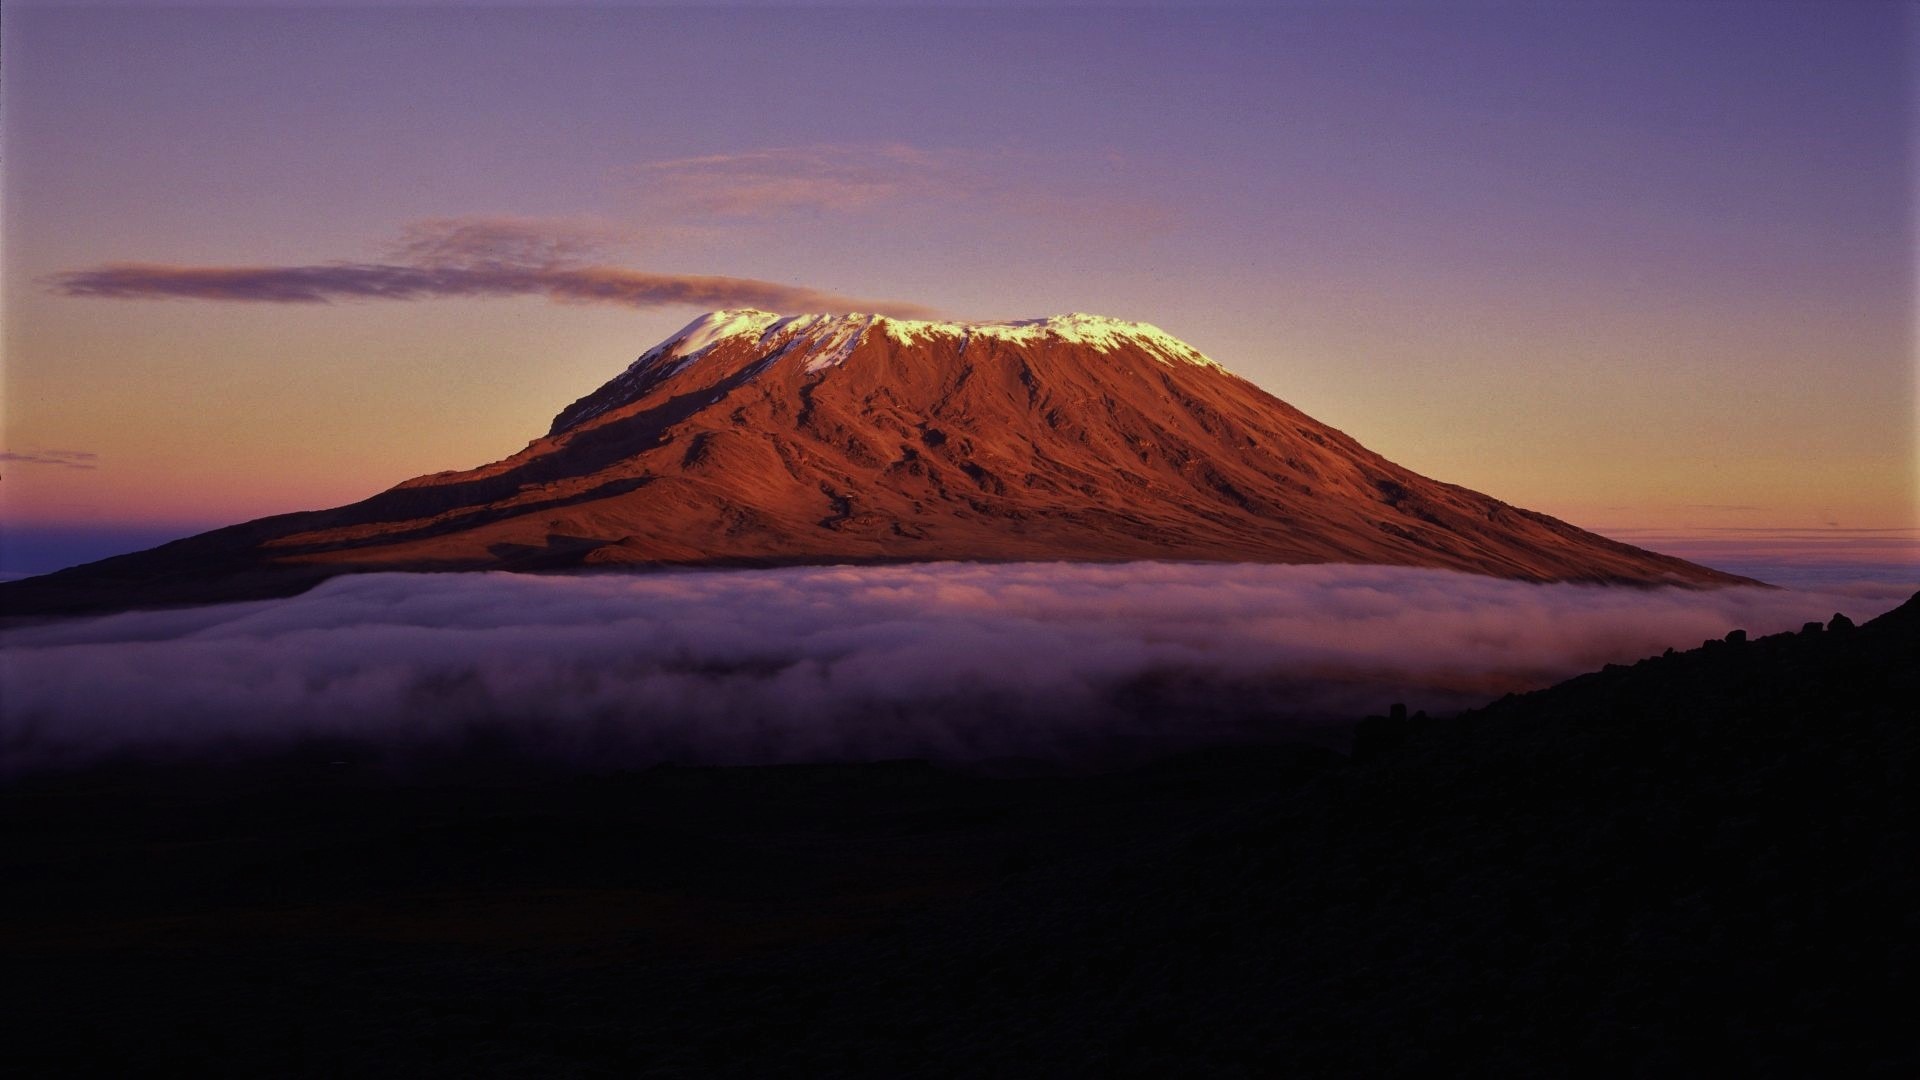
[3,288,1912,540]
[3,5,1912,553]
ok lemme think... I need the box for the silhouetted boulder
[1352,702,1416,760]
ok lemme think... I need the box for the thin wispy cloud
[385,215,642,268]
[52,262,938,316]
[47,215,938,318]
[629,142,1176,231]
[0,450,97,470]
[635,143,971,218]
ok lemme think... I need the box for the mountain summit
[3,310,1754,615]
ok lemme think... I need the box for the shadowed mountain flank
[1,310,1753,616]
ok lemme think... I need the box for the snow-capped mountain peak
[665,309,1219,373]
[551,309,1227,434]
[0,302,1758,619]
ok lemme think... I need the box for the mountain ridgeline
[3,311,1753,615]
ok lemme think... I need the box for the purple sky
[2,1,1911,549]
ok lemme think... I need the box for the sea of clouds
[2,562,1912,776]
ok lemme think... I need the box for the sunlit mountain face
[0,310,1752,619]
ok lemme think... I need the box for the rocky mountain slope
[2,310,1753,615]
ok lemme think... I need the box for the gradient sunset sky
[2,2,1912,555]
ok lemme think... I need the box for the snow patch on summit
[551,309,1224,436]
[879,313,1221,370]
[548,310,787,433]
[799,314,879,373]
[670,309,786,358]
[654,309,1223,373]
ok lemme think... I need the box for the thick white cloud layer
[2,563,1910,775]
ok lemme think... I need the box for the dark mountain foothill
[5,590,1913,1076]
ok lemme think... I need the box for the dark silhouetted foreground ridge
[4,592,1914,1075]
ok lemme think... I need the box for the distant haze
[0,523,216,578]
[4,563,1910,776]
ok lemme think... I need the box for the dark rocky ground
[4,594,1915,1077]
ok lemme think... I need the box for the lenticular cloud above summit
[2,563,1904,775]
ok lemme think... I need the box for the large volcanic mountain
[3,311,1753,615]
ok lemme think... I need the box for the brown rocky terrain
[1,310,1754,616]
